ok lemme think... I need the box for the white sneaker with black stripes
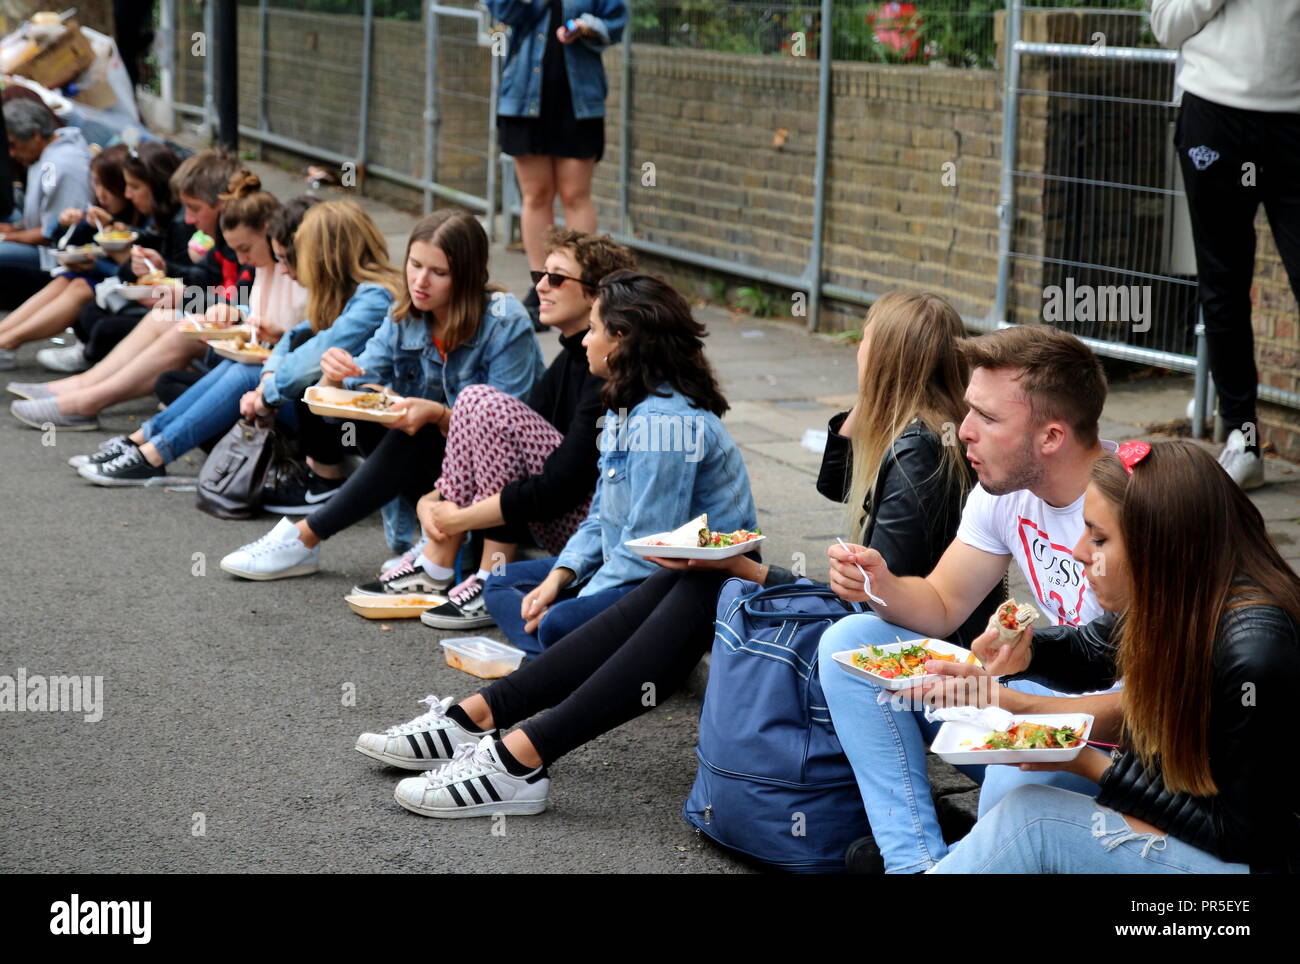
[354,695,494,770]
[394,736,550,818]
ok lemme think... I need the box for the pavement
[3,156,1299,873]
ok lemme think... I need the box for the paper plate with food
[345,593,447,620]
[119,270,183,299]
[832,638,979,690]
[210,336,274,365]
[93,229,138,252]
[178,321,251,342]
[625,513,764,560]
[931,712,1094,765]
[53,243,103,266]
[303,384,404,425]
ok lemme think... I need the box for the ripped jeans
[929,784,1250,873]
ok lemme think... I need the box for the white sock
[420,556,455,581]
[475,568,491,583]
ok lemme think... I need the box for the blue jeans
[817,612,1100,873]
[140,360,295,464]
[482,556,638,655]
[931,784,1250,873]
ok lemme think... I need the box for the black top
[498,328,604,525]
[791,411,1000,648]
[1010,604,1300,873]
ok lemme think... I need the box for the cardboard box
[9,21,96,90]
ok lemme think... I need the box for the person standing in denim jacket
[486,0,627,324]
[481,271,756,655]
[220,210,544,582]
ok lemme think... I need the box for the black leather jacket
[1010,605,1300,873]
[813,413,1000,647]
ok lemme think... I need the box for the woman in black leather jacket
[353,290,998,796]
[931,439,1300,873]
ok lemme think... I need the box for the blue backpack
[683,579,872,872]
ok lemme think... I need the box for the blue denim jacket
[345,291,544,403]
[346,291,545,551]
[260,282,394,408]
[485,0,628,119]
[553,388,757,596]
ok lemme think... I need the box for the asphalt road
[0,356,753,873]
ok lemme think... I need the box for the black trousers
[305,421,446,541]
[73,301,148,363]
[1177,92,1300,439]
[0,265,49,310]
[481,568,726,765]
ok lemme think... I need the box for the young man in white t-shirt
[817,325,1119,873]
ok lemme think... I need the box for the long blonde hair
[294,201,403,331]
[843,291,971,538]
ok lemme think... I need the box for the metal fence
[152,0,1296,427]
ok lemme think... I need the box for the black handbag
[196,417,278,519]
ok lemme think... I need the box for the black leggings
[73,301,147,363]
[305,421,446,540]
[481,567,726,764]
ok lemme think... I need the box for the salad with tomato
[851,643,956,680]
[974,722,1084,751]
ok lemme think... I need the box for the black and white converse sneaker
[393,736,550,818]
[262,470,345,514]
[354,695,496,770]
[68,435,134,469]
[420,575,494,629]
[78,445,165,486]
[351,553,453,597]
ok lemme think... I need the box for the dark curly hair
[594,271,728,417]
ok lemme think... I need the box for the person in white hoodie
[1151,0,1300,489]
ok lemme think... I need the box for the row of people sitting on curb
[4,146,1296,873]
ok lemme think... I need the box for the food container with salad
[931,713,1094,765]
[625,513,764,560]
[832,638,979,690]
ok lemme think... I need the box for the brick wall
[165,6,1300,459]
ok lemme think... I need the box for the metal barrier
[150,1,1300,426]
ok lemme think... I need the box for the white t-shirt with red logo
[956,460,1115,628]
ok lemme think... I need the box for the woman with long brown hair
[219,209,543,580]
[932,439,1300,873]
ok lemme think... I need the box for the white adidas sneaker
[1218,428,1265,490]
[219,517,321,580]
[394,736,550,818]
[355,695,495,770]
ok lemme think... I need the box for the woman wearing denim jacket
[486,0,627,322]
[220,210,544,581]
[479,271,756,655]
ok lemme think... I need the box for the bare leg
[554,156,598,234]
[56,328,203,416]
[0,281,94,350]
[294,520,322,548]
[49,307,181,394]
[514,154,558,270]
[479,539,517,577]
[458,694,495,732]
[501,729,543,770]
[0,277,70,344]
[306,456,344,480]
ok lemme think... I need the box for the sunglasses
[530,269,594,290]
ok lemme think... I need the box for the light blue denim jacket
[485,0,628,120]
[260,282,394,408]
[344,291,543,404]
[346,291,545,551]
[553,387,757,596]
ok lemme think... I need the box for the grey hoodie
[22,125,94,272]
[1152,0,1300,114]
